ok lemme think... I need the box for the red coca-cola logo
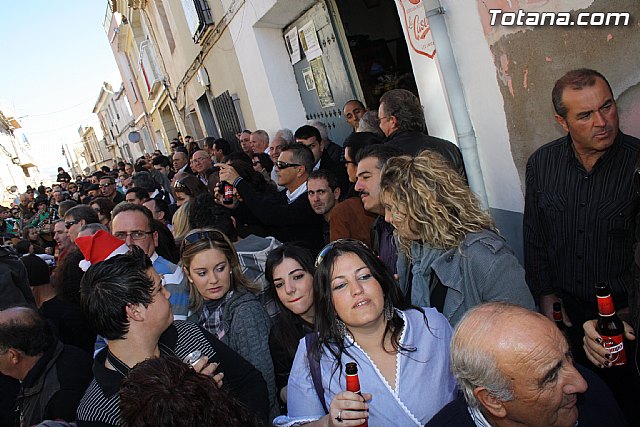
[408,0,421,4]
[413,14,429,40]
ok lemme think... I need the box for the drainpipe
[422,1,489,209]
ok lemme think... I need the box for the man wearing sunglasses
[99,176,125,205]
[63,205,100,244]
[111,203,187,320]
[218,144,324,254]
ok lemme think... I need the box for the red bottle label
[346,374,361,394]
[601,334,626,366]
[552,311,562,322]
[224,185,234,198]
[596,295,615,316]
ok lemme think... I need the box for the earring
[384,299,394,321]
[335,318,348,339]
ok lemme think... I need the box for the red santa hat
[76,230,129,271]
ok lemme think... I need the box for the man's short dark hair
[174,146,188,155]
[126,187,150,201]
[212,138,231,155]
[99,176,115,185]
[112,203,155,232]
[101,166,111,173]
[189,194,237,241]
[65,205,100,224]
[355,144,403,169]
[308,169,338,191]
[294,125,322,142]
[92,171,106,180]
[0,307,55,356]
[224,152,252,165]
[379,89,425,133]
[281,143,315,174]
[120,355,260,427]
[152,155,171,168]
[131,171,157,193]
[80,246,153,340]
[58,200,78,218]
[343,99,366,110]
[204,137,216,150]
[552,68,613,119]
[344,132,383,161]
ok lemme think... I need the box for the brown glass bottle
[595,282,626,366]
[345,362,368,427]
[552,302,565,331]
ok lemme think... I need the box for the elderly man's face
[191,151,211,174]
[172,152,188,171]
[495,319,587,427]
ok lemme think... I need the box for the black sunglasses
[276,160,302,170]
[183,229,227,246]
[65,220,79,229]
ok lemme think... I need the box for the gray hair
[274,128,294,144]
[306,120,328,141]
[79,223,109,235]
[451,303,518,408]
[379,89,425,133]
[251,129,269,144]
[356,111,384,137]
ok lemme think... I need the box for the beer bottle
[219,181,234,205]
[345,362,368,427]
[552,302,565,331]
[595,282,626,366]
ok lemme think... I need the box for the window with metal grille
[181,0,214,43]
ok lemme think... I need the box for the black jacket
[235,179,324,254]
[16,341,93,427]
[385,130,467,179]
[0,246,34,310]
[426,365,628,427]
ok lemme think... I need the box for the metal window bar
[211,91,242,150]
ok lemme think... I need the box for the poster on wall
[284,27,301,64]
[298,21,323,61]
[309,57,334,107]
[397,0,436,58]
[302,67,316,91]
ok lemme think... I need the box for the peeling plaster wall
[477,0,640,187]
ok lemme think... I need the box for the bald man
[427,302,627,427]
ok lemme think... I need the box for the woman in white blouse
[274,239,456,427]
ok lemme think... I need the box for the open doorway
[334,0,419,109]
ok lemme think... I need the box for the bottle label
[552,311,562,322]
[601,334,626,366]
[596,295,615,316]
[346,374,361,394]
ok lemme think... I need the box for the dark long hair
[265,243,315,359]
[313,240,421,374]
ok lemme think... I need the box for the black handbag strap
[305,332,328,414]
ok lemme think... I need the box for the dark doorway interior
[334,0,419,109]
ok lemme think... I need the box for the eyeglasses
[113,230,153,241]
[275,160,302,170]
[379,116,392,121]
[99,183,114,188]
[315,238,371,267]
[252,161,261,166]
[183,229,227,246]
[64,220,79,229]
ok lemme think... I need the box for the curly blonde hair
[180,228,259,312]
[379,150,494,253]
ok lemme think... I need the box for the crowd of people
[0,69,638,427]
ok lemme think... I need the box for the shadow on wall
[478,0,640,185]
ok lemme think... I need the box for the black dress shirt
[524,131,640,305]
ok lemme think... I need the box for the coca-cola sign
[398,0,436,58]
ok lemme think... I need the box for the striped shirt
[76,321,270,426]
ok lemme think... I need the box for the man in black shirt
[76,246,269,426]
[524,68,640,423]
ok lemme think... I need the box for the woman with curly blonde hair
[380,150,534,326]
[171,201,192,246]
